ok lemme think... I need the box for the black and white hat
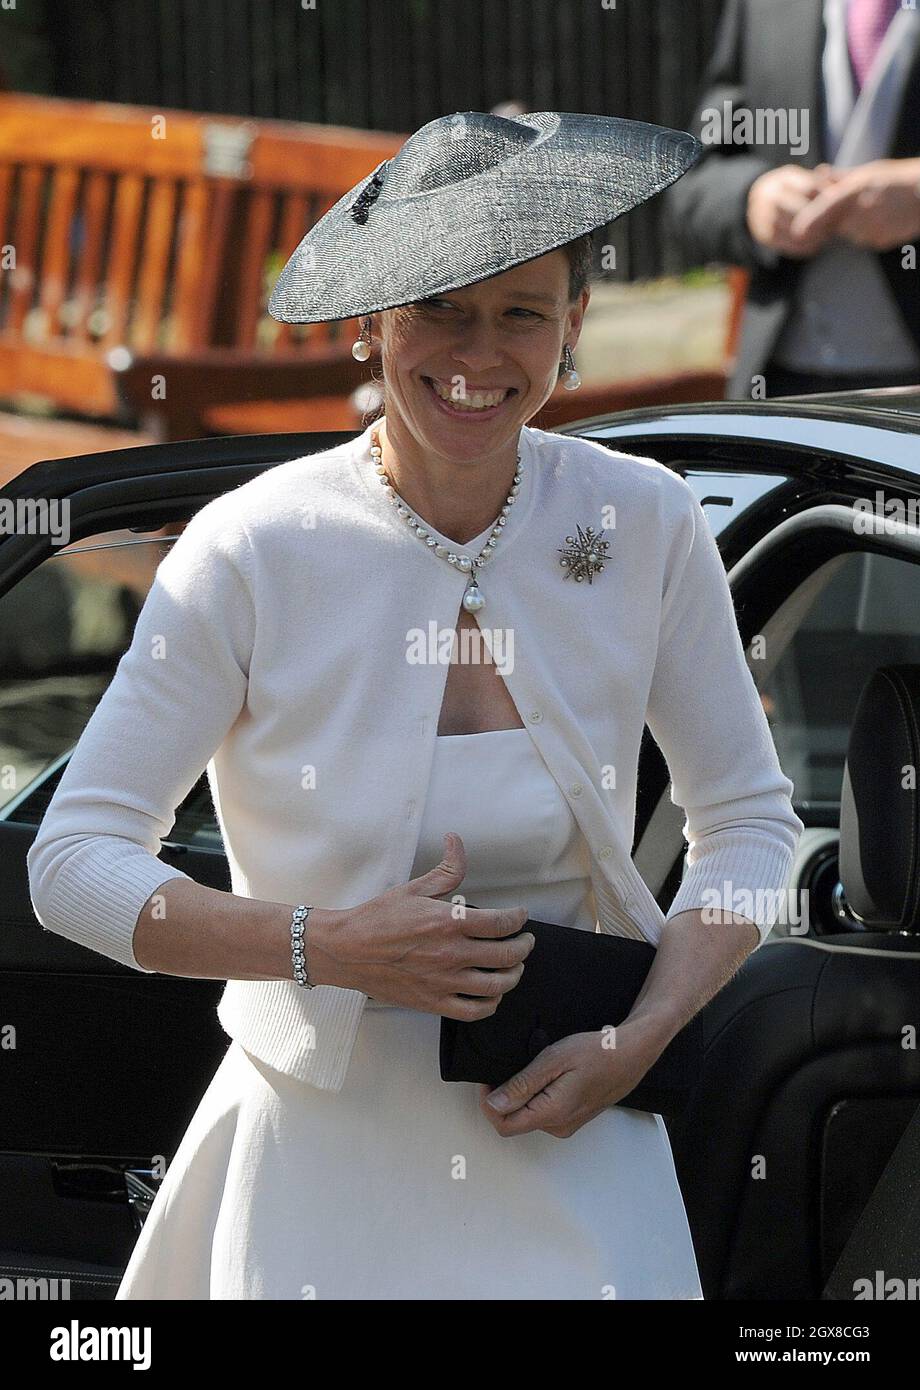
[267,109,702,325]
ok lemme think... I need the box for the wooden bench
[0,90,748,448]
[0,92,403,440]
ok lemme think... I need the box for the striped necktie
[847,0,901,90]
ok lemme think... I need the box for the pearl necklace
[370,424,522,612]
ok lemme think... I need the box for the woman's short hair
[563,231,596,303]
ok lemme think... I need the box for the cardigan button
[570,782,583,797]
[599,845,614,860]
[527,710,542,723]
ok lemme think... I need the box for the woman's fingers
[402,830,468,903]
[438,993,502,1022]
[457,904,531,939]
[451,961,526,998]
[459,930,534,970]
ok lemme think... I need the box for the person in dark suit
[667,0,920,397]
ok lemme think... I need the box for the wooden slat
[0,162,12,338]
[194,181,237,348]
[0,94,205,179]
[244,121,403,194]
[0,93,402,210]
[169,177,209,351]
[0,164,12,254]
[38,165,80,336]
[0,341,117,415]
[234,187,274,348]
[281,188,338,351]
[132,177,176,350]
[203,394,364,435]
[7,165,44,335]
[114,345,375,410]
[70,170,110,342]
[101,171,144,347]
[274,190,310,350]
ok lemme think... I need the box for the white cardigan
[27,419,804,1090]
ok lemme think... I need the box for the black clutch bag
[439,913,703,1116]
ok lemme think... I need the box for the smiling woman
[408,234,594,406]
[356,243,598,548]
[23,110,804,1304]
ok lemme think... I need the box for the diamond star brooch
[558,523,610,584]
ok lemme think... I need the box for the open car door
[0,430,350,1299]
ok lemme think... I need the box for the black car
[3,387,920,1300]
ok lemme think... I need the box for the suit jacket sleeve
[664,0,780,271]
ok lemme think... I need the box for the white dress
[115,728,703,1300]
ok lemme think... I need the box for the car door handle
[123,1167,162,1231]
[51,1159,163,1233]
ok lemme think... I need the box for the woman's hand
[307,830,534,1018]
[477,1023,663,1138]
[478,906,757,1138]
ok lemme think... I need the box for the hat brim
[268,111,702,326]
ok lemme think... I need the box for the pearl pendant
[368,425,520,616]
[352,338,371,361]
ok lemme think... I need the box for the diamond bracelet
[290,903,314,988]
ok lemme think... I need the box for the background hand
[746,162,842,257]
[789,157,920,251]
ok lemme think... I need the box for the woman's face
[376,248,589,459]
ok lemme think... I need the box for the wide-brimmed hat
[267,109,701,325]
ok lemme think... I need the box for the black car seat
[664,665,920,1300]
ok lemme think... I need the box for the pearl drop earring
[561,344,581,390]
[352,316,372,361]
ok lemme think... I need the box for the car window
[681,469,792,536]
[0,524,224,852]
[753,551,920,814]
